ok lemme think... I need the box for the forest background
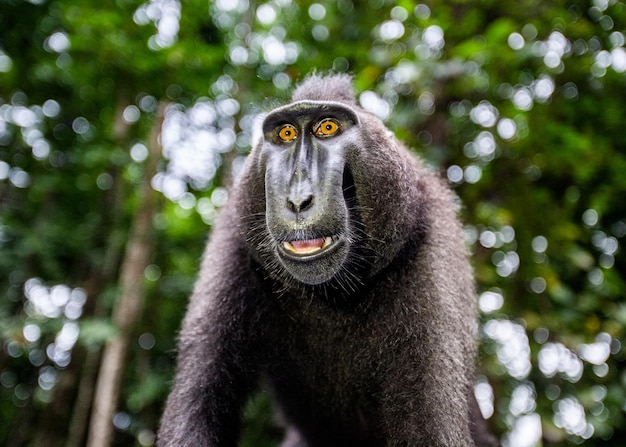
[1,0,625,446]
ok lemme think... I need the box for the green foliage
[1,0,625,446]
[79,318,119,348]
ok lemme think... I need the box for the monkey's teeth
[283,237,334,255]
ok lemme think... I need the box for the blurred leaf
[79,318,118,348]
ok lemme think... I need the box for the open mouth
[281,236,338,258]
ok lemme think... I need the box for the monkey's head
[257,100,360,285]
[241,75,426,292]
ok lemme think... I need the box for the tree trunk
[86,104,165,447]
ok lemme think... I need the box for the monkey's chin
[276,235,348,285]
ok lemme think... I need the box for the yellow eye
[314,119,339,137]
[278,124,298,142]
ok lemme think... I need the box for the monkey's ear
[251,113,267,149]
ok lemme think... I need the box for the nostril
[300,195,313,211]
[287,195,314,213]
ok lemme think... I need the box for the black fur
[158,74,497,447]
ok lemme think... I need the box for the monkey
[157,74,498,447]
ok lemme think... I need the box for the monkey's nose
[287,194,314,214]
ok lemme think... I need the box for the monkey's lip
[280,236,339,258]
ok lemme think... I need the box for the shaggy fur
[158,74,497,447]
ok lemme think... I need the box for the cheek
[264,166,287,211]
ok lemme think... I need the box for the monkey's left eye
[278,124,298,142]
[314,119,339,138]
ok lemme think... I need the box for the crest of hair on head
[291,73,357,106]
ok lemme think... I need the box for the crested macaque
[158,74,497,446]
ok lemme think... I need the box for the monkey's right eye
[278,124,298,142]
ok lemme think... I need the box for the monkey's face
[257,101,361,285]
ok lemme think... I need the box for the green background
[1,0,625,445]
